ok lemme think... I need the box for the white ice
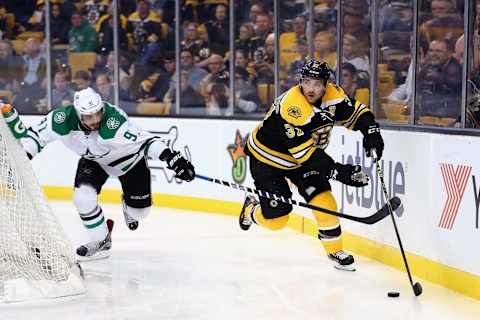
[0,201,478,320]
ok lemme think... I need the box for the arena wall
[23,115,480,300]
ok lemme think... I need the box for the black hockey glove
[329,163,369,187]
[159,149,195,182]
[363,123,384,160]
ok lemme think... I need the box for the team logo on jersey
[53,112,66,124]
[106,117,120,130]
[287,106,302,119]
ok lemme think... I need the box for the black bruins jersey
[246,83,373,170]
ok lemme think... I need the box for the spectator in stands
[51,4,70,45]
[203,4,229,56]
[314,31,337,70]
[419,0,463,42]
[73,70,92,91]
[164,70,206,113]
[126,62,166,103]
[247,3,265,33]
[255,12,273,42]
[96,5,129,55]
[69,11,98,52]
[252,33,275,85]
[343,34,369,73]
[181,22,208,60]
[279,15,307,68]
[381,1,413,33]
[95,73,114,102]
[180,48,208,92]
[388,33,429,104]
[51,70,74,108]
[85,0,110,27]
[18,0,45,33]
[14,37,47,113]
[235,23,262,61]
[417,39,462,119]
[282,37,308,90]
[199,53,227,97]
[343,3,370,51]
[204,72,230,116]
[0,5,16,39]
[0,40,22,91]
[127,0,167,64]
[234,66,260,114]
[98,51,129,91]
[341,63,369,105]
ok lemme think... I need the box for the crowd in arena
[0,0,478,127]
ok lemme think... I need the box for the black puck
[387,291,400,298]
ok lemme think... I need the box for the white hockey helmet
[73,87,104,116]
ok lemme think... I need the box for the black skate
[239,195,258,231]
[328,250,355,272]
[76,219,114,261]
[122,198,138,231]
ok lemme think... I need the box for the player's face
[300,77,326,104]
[81,110,103,131]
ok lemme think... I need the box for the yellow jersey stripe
[295,147,317,164]
[288,138,314,154]
[344,103,369,129]
[248,134,298,169]
[246,140,299,170]
[252,127,297,162]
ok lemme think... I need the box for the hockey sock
[248,203,290,231]
[309,191,343,254]
[79,205,108,242]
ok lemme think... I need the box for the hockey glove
[363,123,384,160]
[330,163,369,187]
[159,149,195,182]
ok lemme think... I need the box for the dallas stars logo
[227,130,249,184]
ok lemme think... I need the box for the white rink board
[22,115,480,277]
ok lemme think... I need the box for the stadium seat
[16,31,44,41]
[68,52,97,78]
[0,90,13,103]
[11,39,26,55]
[136,102,171,115]
[257,83,275,108]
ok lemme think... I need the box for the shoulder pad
[51,105,80,136]
[320,83,349,110]
[279,85,314,126]
[99,103,127,139]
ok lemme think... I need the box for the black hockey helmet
[300,59,331,84]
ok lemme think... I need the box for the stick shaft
[196,174,391,225]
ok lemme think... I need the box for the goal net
[0,110,85,303]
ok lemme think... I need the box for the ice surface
[0,202,478,320]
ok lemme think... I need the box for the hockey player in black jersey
[240,59,384,271]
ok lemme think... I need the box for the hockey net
[0,113,85,303]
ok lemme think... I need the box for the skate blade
[333,263,356,272]
[76,250,111,262]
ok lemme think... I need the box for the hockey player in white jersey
[6,87,195,260]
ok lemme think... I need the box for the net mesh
[0,114,84,302]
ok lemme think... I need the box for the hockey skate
[239,195,258,231]
[122,198,138,231]
[76,219,114,261]
[328,250,355,271]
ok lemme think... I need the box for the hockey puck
[387,291,400,298]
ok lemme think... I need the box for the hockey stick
[372,152,422,296]
[196,174,401,225]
